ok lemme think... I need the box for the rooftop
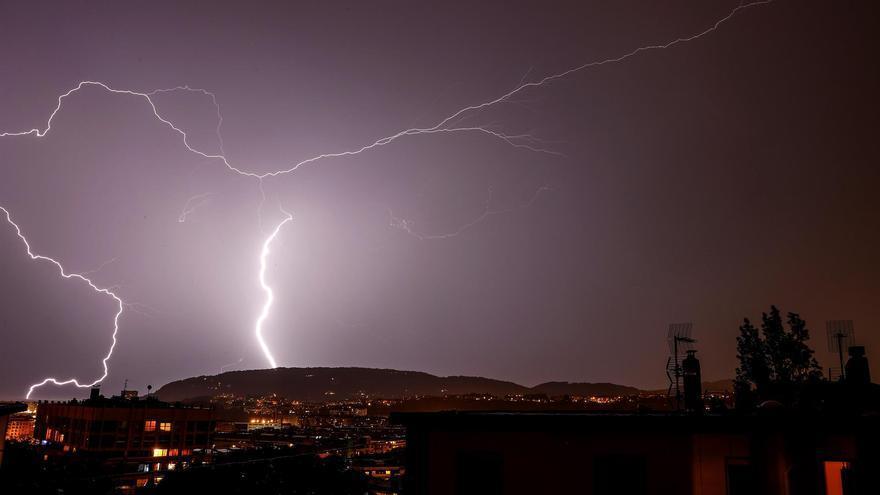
[37,395,211,410]
[390,409,879,433]
[0,402,27,417]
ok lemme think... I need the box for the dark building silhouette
[393,411,880,495]
[845,346,871,386]
[0,403,27,467]
[682,350,703,414]
[34,388,215,490]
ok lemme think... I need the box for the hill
[155,367,531,402]
[154,367,656,402]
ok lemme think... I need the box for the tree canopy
[734,306,823,406]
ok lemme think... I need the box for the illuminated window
[167,462,176,471]
[824,461,853,495]
[152,448,168,457]
[159,422,172,432]
[168,449,179,457]
[144,420,157,432]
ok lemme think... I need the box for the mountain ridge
[154,366,727,402]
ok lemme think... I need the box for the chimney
[682,350,703,413]
[845,346,871,385]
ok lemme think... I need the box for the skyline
[1,0,878,398]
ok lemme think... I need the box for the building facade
[4,412,35,442]
[35,391,215,490]
[0,403,27,467]
[393,411,879,495]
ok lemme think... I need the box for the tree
[735,306,823,407]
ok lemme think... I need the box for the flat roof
[390,410,878,434]
[0,403,27,417]
[37,398,212,410]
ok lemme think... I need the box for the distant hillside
[155,367,656,403]
[155,367,531,402]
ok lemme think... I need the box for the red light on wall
[824,461,851,495]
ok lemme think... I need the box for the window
[144,420,157,432]
[152,448,168,457]
[159,422,172,432]
[594,455,647,495]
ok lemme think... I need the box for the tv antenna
[666,322,695,410]
[826,320,855,381]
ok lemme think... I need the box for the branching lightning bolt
[390,186,552,240]
[0,0,771,177]
[0,206,124,399]
[178,192,214,223]
[219,357,244,374]
[255,210,293,369]
[0,83,553,179]
[77,256,119,277]
[0,0,772,393]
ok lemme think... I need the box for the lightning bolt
[390,186,552,240]
[0,82,548,178]
[147,85,227,157]
[219,357,244,374]
[77,256,119,277]
[255,210,293,369]
[0,206,124,399]
[0,0,772,182]
[178,192,214,223]
[0,0,772,393]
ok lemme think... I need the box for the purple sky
[1,0,878,399]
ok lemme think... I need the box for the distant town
[3,313,878,494]
[1,366,737,493]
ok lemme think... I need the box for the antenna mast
[666,322,695,411]
[826,320,855,381]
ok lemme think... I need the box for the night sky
[1,0,878,399]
